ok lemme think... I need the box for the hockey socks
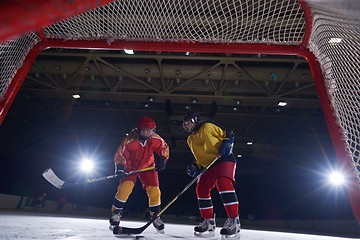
[216,177,239,218]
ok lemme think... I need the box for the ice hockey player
[109,116,169,233]
[183,112,240,239]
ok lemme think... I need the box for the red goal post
[0,0,359,223]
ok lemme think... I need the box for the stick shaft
[75,167,156,186]
[43,166,156,189]
[155,154,220,217]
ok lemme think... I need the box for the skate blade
[221,232,240,240]
[194,231,215,238]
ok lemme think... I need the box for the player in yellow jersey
[183,112,240,239]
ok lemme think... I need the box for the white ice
[0,210,354,240]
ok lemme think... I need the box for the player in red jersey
[109,117,169,232]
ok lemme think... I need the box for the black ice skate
[194,218,216,237]
[109,210,122,231]
[220,217,240,239]
[152,216,165,233]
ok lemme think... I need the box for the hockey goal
[0,0,359,223]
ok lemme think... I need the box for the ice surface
[0,210,354,240]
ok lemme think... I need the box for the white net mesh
[0,0,306,103]
[0,33,40,100]
[308,3,360,184]
[43,0,305,44]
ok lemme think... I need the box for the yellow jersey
[187,122,232,168]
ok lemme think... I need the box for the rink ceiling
[3,49,329,169]
[2,49,333,173]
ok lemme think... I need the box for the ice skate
[152,216,165,233]
[193,218,216,238]
[220,217,240,239]
[109,210,122,231]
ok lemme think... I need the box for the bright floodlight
[124,49,134,54]
[278,101,287,107]
[328,171,345,186]
[80,159,94,172]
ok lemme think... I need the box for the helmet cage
[137,128,155,140]
[183,113,200,133]
[137,117,156,139]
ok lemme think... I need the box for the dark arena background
[0,0,360,238]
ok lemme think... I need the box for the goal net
[0,0,359,222]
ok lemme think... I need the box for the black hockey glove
[115,163,128,180]
[219,129,235,156]
[186,163,200,177]
[155,156,166,172]
[218,138,234,156]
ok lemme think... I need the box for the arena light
[278,101,287,107]
[234,99,241,105]
[328,171,346,186]
[246,140,253,145]
[80,158,94,172]
[190,98,198,104]
[124,49,134,54]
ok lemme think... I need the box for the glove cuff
[116,163,126,172]
[223,138,234,143]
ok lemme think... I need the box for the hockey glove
[155,156,166,172]
[115,163,128,180]
[219,138,234,156]
[186,163,200,177]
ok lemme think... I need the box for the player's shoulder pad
[131,128,141,137]
[206,121,234,138]
[151,132,166,141]
[204,121,224,130]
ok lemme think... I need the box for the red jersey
[114,129,169,171]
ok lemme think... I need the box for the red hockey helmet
[137,116,156,130]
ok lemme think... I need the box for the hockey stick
[113,154,222,235]
[42,166,155,189]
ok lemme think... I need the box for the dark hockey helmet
[183,112,201,133]
[137,116,156,139]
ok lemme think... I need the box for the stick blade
[113,226,146,235]
[42,168,65,189]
